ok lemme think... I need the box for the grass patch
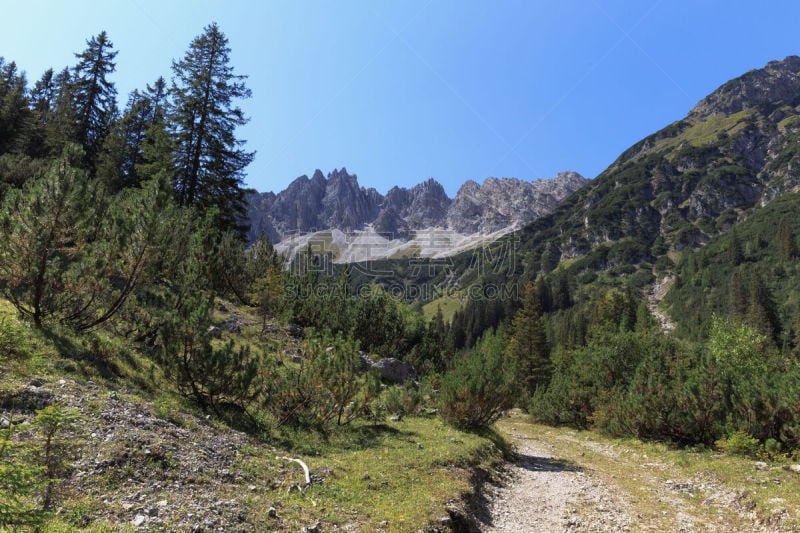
[653,109,756,152]
[243,416,501,531]
[421,292,464,322]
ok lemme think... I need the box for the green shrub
[0,315,28,359]
[382,385,421,417]
[160,297,261,416]
[715,430,761,457]
[263,330,380,428]
[439,329,514,430]
[764,438,782,455]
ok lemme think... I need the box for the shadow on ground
[462,449,583,531]
[514,452,581,473]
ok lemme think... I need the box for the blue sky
[1,1,799,195]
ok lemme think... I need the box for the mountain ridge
[246,169,588,259]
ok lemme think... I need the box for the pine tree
[727,229,744,266]
[0,145,94,325]
[0,59,30,156]
[777,221,797,262]
[69,31,118,170]
[0,144,173,329]
[169,23,254,236]
[100,77,171,191]
[507,281,550,399]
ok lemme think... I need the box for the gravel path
[480,431,633,532]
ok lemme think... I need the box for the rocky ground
[1,376,300,532]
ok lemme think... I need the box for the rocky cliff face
[247,168,381,238]
[447,171,586,234]
[247,169,587,247]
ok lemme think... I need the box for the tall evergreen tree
[136,78,176,182]
[39,68,73,156]
[727,269,748,320]
[727,229,744,266]
[169,23,254,236]
[0,59,30,156]
[70,31,118,169]
[26,68,57,157]
[746,271,780,343]
[507,281,551,399]
[777,221,798,262]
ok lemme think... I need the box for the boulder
[358,351,373,372]
[373,358,416,384]
[287,323,304,338]
[219,318,241,334]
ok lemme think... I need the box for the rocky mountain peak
[248,170,588,252]
[447,174,588,234]
[320,168,380,231]
[690,55,800,118]
[554,170,588,187]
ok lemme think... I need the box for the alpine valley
[5,22,800,531]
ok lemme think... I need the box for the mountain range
[247,54,800,343]
[246,169,587,261]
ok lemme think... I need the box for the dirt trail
[479,430,633,532]
[477,416,796,532]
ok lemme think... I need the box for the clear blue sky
[1,1,799,195]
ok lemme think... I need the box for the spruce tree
[0,59,30,156]
[507,281,550,399]
[69,31,118,169]
[169,23,254,236]
[727,229,744,266]
[26,68,57,157]
[37,68,73,156]
[777,221,797,262]
[100,77,171,191]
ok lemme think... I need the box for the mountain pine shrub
[439,329,514,430]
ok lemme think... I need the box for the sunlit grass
[242,416,501,531]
